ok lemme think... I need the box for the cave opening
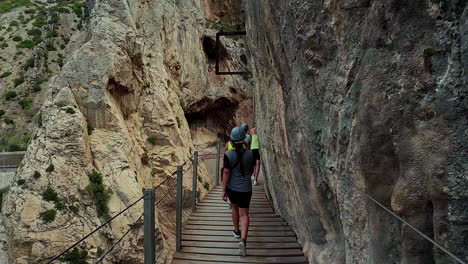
[184,97,239,142]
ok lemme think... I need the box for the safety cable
[47,194,146,263]
[96,181,179,263]
[245,144,465,263]
[95,213,144,264]
[340,175,467,264]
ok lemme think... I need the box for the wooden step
[181,247,304,256]
[182,230,295,237]
[173,252,308,263]
[187,220,289,226]
[184,225,292,232]
[182,235,297,243]
[181,241,302,249]
[188,216,283,222]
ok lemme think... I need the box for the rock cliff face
[1,0,251,263]
[244,1,467,263]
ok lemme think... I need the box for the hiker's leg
[239,207,250,240]
[232,203,240,232]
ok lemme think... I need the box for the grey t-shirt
[223,150,254,192]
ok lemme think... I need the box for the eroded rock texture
[1,0,251,263]
[244,1,467,263]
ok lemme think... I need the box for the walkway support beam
[144,189,155,264]
[192,151,198,212]
[176,166,183,252]
[215,140,221,185]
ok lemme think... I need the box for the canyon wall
[244,0,467,263]
[0,0,251,263]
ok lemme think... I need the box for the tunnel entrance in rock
[202,36,228,63]
[184,97,239,142]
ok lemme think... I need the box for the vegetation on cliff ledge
[85,170,112,218]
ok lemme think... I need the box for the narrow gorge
[0,0,466,264]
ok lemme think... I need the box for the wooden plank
[181,247,304,256]
[196,207,274,212]
[187,220,288,226]
[192,213,278,217]
[189,216,282,221]
[201,201,269,204]
[183,230,295,237]
[181,241,302,249]
[184,225,292,232]
[173,252,307,263]
[182,235,297,243]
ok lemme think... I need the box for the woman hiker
[222,126,255,256]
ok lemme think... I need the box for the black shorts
[226,188,252,208]
[252,149,260,161]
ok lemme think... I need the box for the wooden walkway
[172,183,308,264]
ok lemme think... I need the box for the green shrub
[45,31,52,38]
[97,247,104,258]
[27,28,41,36]
[48,12,59,24]
[19,99,32,110]
[12,35,22,41]
[39,209,56,223]
[87,124,94,135]
[203,182,210,190]
[32,35,42,44]
[32,14,46,28]
[16,40,35,48]
[0,72,12,78]
[65,107,75,114]
[46,164,54,172]
[3,117,14,125]
[60,44,65,49]
[9,20,19,27]
[23,58,35,71]
[61,248,88,264]
[55,201,66,211]
[85,170,112,218]
[5,91,17,100]
[42,187,58,202]
[1,42,8,48]
[46,43,56,51]
[141,152,149,165]
[57,57,63,67]
[147,137,156,144]
[25,8,36,14]
[14,77,25,86]
[9,144,24,151]
[17,179,25,185]
[71,1,83,18]
[0,110,5,116]
[33,171,41,179]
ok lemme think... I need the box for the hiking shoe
[251,176,255,181]
[239,240,246,256]
[253,180,258,186]
[232,230,241,238]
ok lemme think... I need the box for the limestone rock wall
[1,0,251,263]
[244,1,467,263]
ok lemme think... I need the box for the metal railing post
[192,151,198,212]
[176,166,183,252]
[215,139,221,186]
[143,189,155,264]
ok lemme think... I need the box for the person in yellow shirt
[249,121,260,185]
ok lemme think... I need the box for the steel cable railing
[259,145,466,264]
[46,144,216,263]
